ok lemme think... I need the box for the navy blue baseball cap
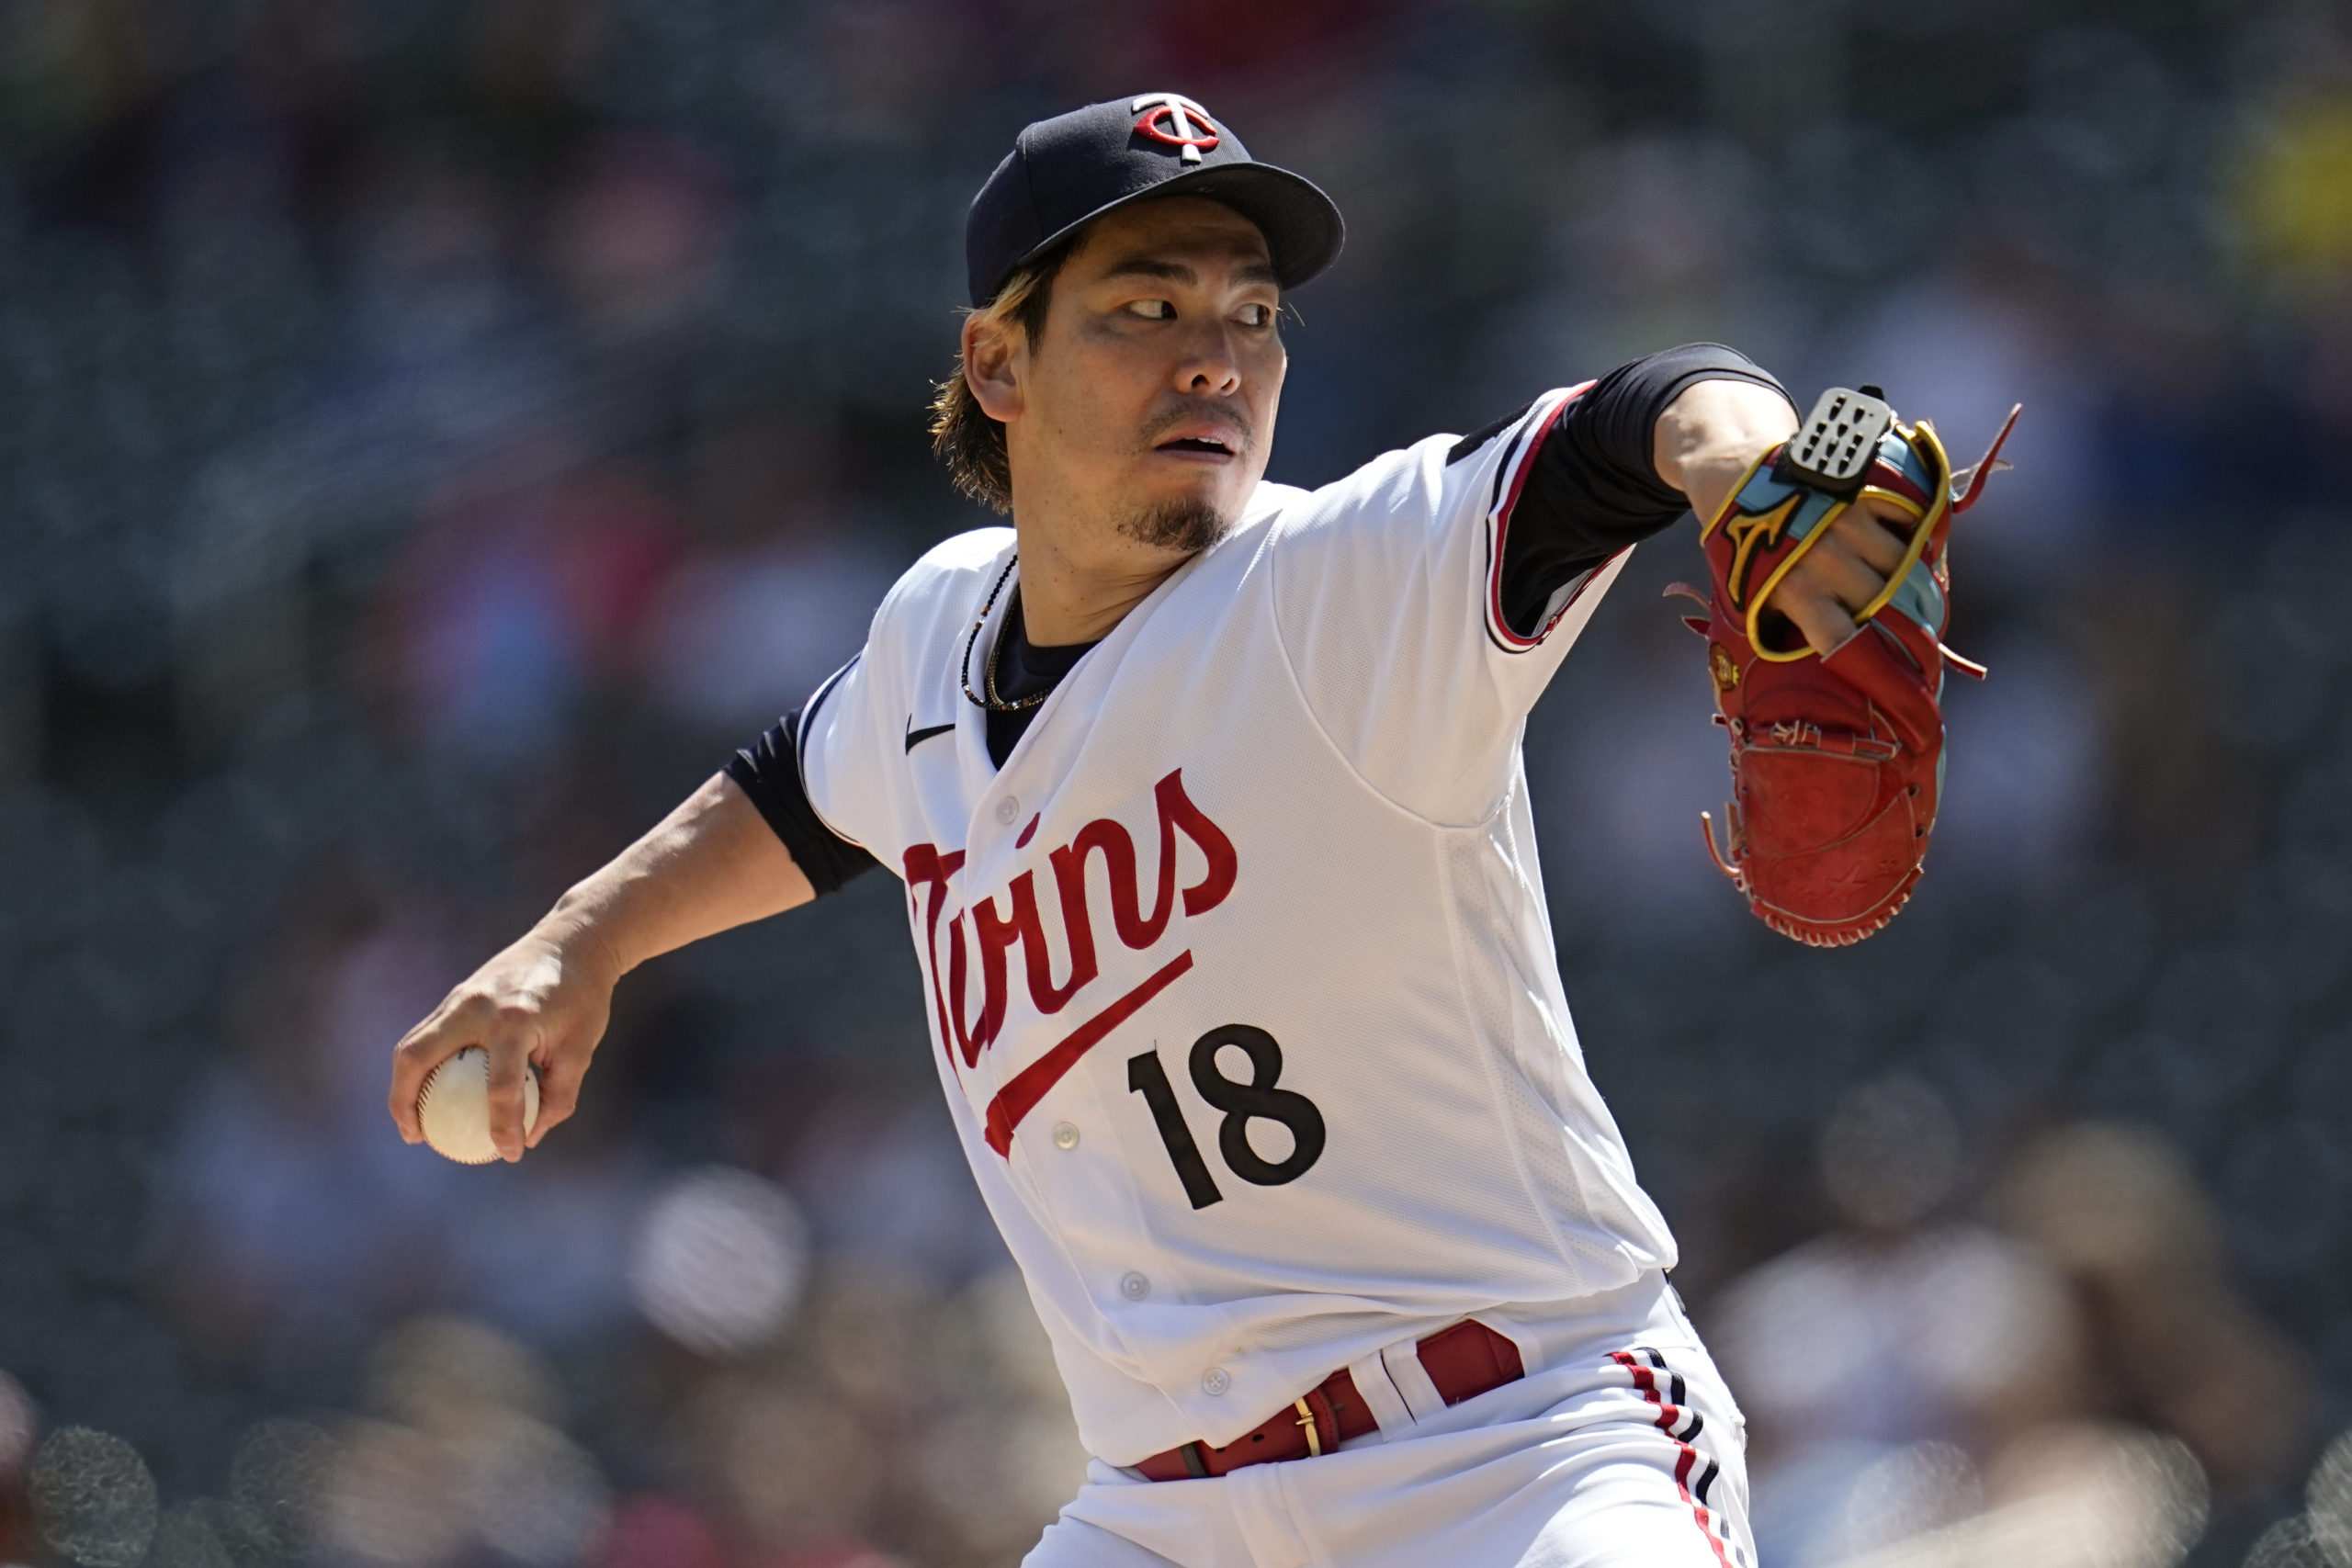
[965,94,1346,308]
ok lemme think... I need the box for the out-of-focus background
[2,1,2351,1565]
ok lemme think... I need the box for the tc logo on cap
[1131,94,1221,164]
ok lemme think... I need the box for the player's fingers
[1773,574,1860,660]
[482,1018,541,1163]
[526,1043,590,1149]
[1793,531,1888,615]
[388,998,487,1143]
[1835,502,1911,576]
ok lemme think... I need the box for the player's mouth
[1142,408,1250,465]
[1153,434,1237,460]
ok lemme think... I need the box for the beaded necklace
[958,555,1048,712]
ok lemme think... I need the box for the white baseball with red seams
[798,393,1758,1566]
[415,1045,540,1165]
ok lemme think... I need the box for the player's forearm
[1651,378,1799,525]
[536,773,814,981]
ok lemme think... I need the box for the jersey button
[1052,1122,1080,1151]
[995,796,1020,827]
[1120,1271,1150,1301]
[1201,1367,1230,1397]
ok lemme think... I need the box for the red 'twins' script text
[900,769,1236,1075]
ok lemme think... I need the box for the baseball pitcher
[389,95,2011,1566]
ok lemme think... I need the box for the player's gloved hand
[1672,386,2018,946]
[387,920,621,1161]
[1766,498,1912,657]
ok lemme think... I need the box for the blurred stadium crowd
[3,0,2352,1565]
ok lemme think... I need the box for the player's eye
[1237,302,1273,328]
[1127,299,1175,321]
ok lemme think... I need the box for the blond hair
[929,250,1067,513]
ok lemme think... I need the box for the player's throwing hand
[387,771,812,1160]
[387,924,618,1162]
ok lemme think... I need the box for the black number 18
[1126,1025,1327,1210]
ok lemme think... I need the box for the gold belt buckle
[1293,1397,1321,1457]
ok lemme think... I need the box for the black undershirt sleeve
[725,710,881,897]
[1487,344,1793,638]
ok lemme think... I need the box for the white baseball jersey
[797,387,1677,1466]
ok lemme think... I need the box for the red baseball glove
[1678,389,2018,946]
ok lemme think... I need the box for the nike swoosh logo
[905,719,956,752]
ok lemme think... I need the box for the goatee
[1120,497,1230,554]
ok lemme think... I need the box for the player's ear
[964,311,1025,424]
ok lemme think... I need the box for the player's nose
[1171,324,1244,397]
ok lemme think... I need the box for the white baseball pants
[1025,1280,1754,1568]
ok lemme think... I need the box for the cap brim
[999,161,1345,300]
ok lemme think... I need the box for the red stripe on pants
[1611,1351,1734,1568]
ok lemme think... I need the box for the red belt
[1133,1321,1523,1482]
